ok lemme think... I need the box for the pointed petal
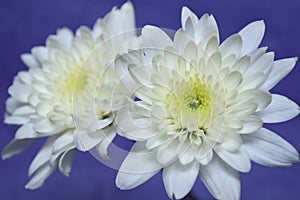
[116,142,162,190]
[25,163,57,190]
[261,57,297,90]
[1,139,34,160]
[242,128,299,167]
[256,94,299,123]
[181,7,198,29]
[239,21,265,56]
[28,136,59,177]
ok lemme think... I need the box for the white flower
[2,2,139,189]
[114,7,300,199]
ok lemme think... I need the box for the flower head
[115,7,300,199]
[2,2,139,189]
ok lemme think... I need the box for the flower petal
[242,128,299,167]
[28,136,59,177]
[256,94,299,123]
[116,142,162,190]
[220,34,242,58]
[215,146,251,173]
[21,54,40,68]
[142,25,173,50]
[25,163,57,190]
[199,155,240,200]
[163,161,199,199]
[1,139,34,160]
[181,7,198,29]
[261,57,297,91]
[238,20,265,56]
[58,148,76,177]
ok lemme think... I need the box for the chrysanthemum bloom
[114,7,300,199]
[2,2,139,189]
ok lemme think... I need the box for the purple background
[1,0,300,199]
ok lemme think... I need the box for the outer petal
[116,142,162,190]
[242,128,299,167]
[238,20,265,56]
[25,163,57,190]
[1,139,34,160]
[102,1,135,37]
[256,94,299,123]
[261,57,297,91]
[28,136,59,177]
[181,7,198,29]
[162,160,199,199]
[199,155,240,200]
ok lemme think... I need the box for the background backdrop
[0,0,300,199]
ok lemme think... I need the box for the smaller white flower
[2,2,139,189]
[114,7,300,199]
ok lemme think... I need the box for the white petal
[142,25,173,49]
[261,57,297,90]
[31,46,48,63]
[4,115,28,125]
[52,131,74,154]
[181,7,198,29]
[239,20,265,56]
[1,139,34,160]
[215,146,251,173]
[12,105,35,116]
[242,128,299,167]
[256,94,299,123]
[157,140,179,165]
[15,123,52,139]
[195,14,219,44]
[220,34,242,58]
[8,81,31,103]
[219,133,243,152]
[33,118,65,134]
[28,136,59,177]
[103,1,135,37]
[246,52,274,76]
[6,97,22,114]
[163,161,199,199]
[25,163,57,190]
[116,142,162,190]
[199,155,241,200]
[58,148,76,177]
[239,115,263,134]
[21,54,40,68]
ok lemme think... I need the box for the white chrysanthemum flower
[2,2,139,189]
[114,7,300,199]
